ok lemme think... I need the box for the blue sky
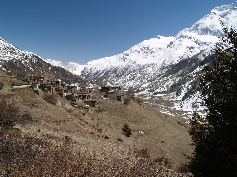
[0,0,235,65]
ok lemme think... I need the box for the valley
[0,1,236,176]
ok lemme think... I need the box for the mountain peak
[189,1,237,36]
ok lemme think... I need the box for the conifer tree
[189,23,237,177]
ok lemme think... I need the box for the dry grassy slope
[94,98,192,165]
[0,78,192,171]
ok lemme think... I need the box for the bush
[104,135,109,139]
[0,82,4,90]
[135,98,142,105]
[122,123,132,137]
[117,138,123,142]
[0,99,20,128]
[176,163,190,173]
[123,97,130,105]
[18,112,33,125]
[0,99,32,128]
[43,93,57,105]
[134,148,150,158]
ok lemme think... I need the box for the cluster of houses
[8,74,123,107]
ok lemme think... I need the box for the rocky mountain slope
[0,37,91,87]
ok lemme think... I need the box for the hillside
[0,73,192,175]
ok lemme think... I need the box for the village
[0,67,124,108]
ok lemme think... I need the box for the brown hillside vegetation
[0,76,193,176]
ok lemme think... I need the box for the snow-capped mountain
[78,1,237,112]
[83,1,236,73]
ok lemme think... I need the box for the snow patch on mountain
[190,2,237,35]
[86,36,176,71]
[45,59,85,75]
[173,91,205,112]
[66,62,85,75]
[45,59,64,68]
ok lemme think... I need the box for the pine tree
[189,23,237,177]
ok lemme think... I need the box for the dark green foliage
[189,24,237,176]
[122,123,132,137]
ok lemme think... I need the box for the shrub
[122,123,132,137]
[123,97,130,105]
[104,135,109,139]
[0,99,20,128]
[117,138,123,142]
[43,93,57,105]
[177,163,190,173]
[0,99,32,128]
[0,82,4,90]
[18,112,33,125]
[135,98,141,105]
[134,148,150,158]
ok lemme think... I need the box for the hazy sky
[0,0,235,65]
